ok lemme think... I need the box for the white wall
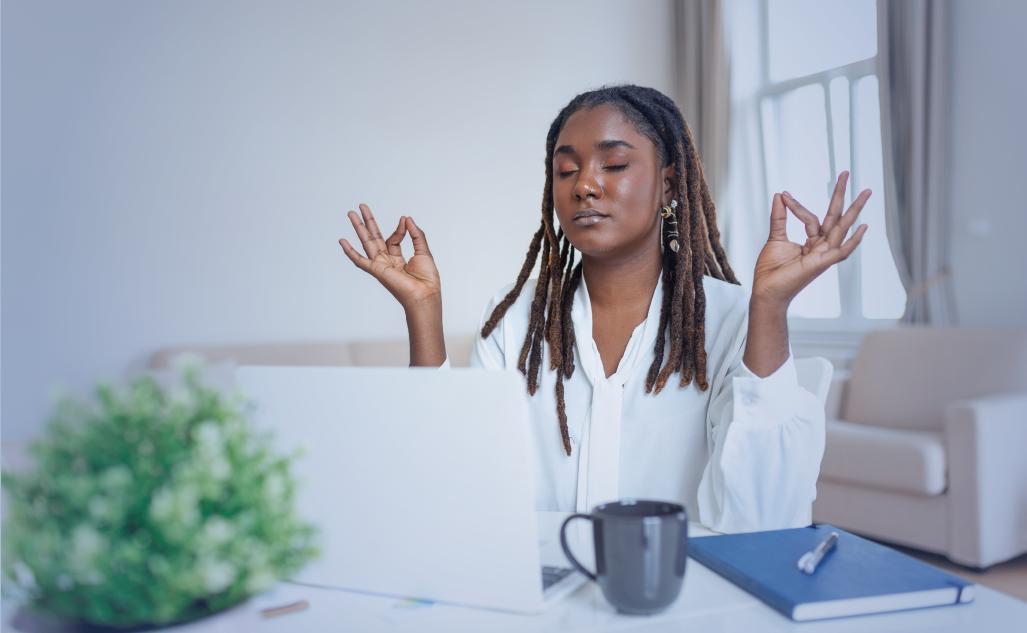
[948,0,1027,326]
[2,0,674,439]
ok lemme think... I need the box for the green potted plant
[2,357,317,630]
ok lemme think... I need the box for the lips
[572,208,607,226]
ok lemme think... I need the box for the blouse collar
[571,271,665,387]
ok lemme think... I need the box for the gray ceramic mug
[560,500,689,614]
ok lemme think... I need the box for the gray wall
[2,0,675,439]
[948,0,1027,326]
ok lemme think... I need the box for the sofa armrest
[944,390,1027,568]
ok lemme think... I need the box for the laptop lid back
[236,366,543,612]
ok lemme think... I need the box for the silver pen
[797,531,839,574]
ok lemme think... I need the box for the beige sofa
[814,328,1027,568]
[148,337,475,369]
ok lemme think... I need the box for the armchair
[813,328,1027,568]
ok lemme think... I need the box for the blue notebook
[689,524,974,621]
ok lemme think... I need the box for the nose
[573,167,603,201]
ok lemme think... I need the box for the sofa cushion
[150,342,354,368]
[348,336,474,367]
[820,419,947,496]
[844,327,1027,431]
[150,336,477,369]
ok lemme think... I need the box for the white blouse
[465,274,825,533]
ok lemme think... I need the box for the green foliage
[2,358,318,627]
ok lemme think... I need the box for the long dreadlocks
[481,85,738,456]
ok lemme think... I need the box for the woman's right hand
[339,204,447,367]
[339,204,441,311]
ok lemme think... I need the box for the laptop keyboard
[542,565,574,590]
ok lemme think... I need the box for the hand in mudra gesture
[752,172,870,307]
[339,204,441,310]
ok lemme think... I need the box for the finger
[818,224,868,269]
[782,192,821,238]
[827,189,871,249]
[768,194,789,242]
[834,224,867,260]
[348,209,383,259]
[406,216,433,258]
[384,216,407,258]
[338,238,374,274]
[359,204,389,252]
[821,172,850,235]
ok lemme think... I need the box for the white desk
[255,512,1027,633]
[2,513,1023,632]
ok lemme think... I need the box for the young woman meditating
[339,85,869,533]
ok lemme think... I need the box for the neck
[580,236,663,313]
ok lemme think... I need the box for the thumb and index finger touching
[767,191,821,243]
[770,175,872,246]
[378,213,434,259]
[404,215,433,259]
[767,192,822,242]
[338,204,434,266]
[378,214,435,261]
[384,215,409,258]
[765,174,875,278]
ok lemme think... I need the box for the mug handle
[560,513,597,581]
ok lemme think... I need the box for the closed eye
[605,164,628,171]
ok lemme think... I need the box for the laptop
[236,366,587,613]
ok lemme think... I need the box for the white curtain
[878,0,956,324]
[719,0,766,288]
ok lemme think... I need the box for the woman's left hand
[751,172,870,309]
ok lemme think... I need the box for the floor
[889,544,1027,602]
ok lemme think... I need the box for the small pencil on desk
[261,600,309,618]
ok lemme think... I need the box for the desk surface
[2,513,1024,632]
[253,512,1027,633]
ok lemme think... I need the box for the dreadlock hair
[481,85,739,456]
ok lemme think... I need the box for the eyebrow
[554,139,637,155]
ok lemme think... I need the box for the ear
[661,163,678,203]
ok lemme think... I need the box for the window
[754,0,906,328]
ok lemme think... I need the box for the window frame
[756,1,899,334]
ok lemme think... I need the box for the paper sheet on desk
[268,561,758,632]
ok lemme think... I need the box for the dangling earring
[661,199,680,253]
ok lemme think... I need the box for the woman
[339,85,868,533]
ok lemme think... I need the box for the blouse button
[741,395,754,406]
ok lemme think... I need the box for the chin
[564,225,658,261]
[565,234,630,259]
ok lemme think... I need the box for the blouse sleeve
[439,283,515,371]
[696,325,826,533]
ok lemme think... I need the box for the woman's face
[552,104,675,260]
